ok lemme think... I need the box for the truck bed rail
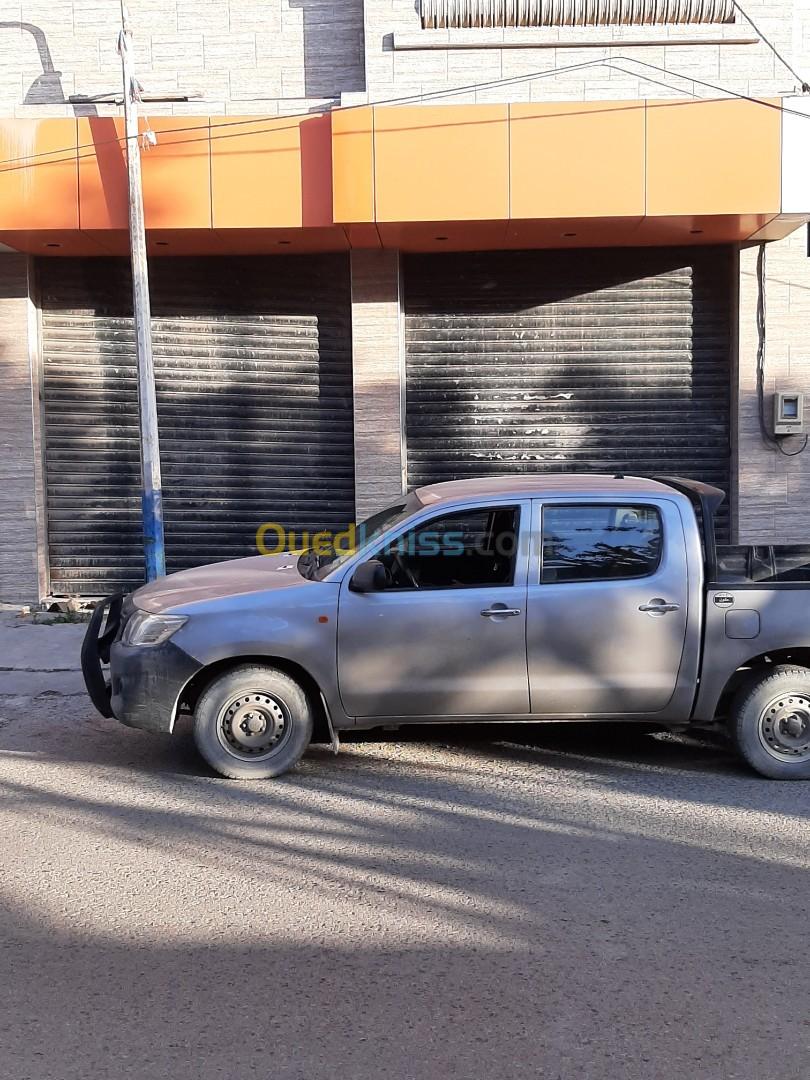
[715,545,810,584]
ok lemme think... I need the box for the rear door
[527,497,689,715]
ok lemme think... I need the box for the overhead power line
[730,0,810,93]
[0,56,618,171]
[613,55,809,112]
[1,54,810,178]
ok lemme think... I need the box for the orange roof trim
[0,98,802,255]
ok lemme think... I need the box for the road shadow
[3,694,809,821]
[1,708,810,1079]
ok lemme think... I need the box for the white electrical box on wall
[773,392,805,436]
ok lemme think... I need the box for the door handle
[481,607,521,618]
[638,599,680,615]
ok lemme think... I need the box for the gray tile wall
[0,1,365,117]
[737,233,810,544]
[360,2,802,106]
[0,255,39,603]
[350,250,406,518]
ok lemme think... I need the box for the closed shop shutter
[404,247,732,536]
[39,255,354,596]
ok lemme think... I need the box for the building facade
[1,0,809,601]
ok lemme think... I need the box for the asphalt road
[1,642,809,1079]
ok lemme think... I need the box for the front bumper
[109,638,202,734]
[82,595,202,734]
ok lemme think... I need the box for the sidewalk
[0,611,87,701]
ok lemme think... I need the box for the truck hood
[132,554,308,614]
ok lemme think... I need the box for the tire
[193,664,313,779]
[729,665,810,780]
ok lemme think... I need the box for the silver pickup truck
[82,474,810,781]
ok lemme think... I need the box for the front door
[337,503,530,718]
[527,498,689,715]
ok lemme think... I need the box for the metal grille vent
[420,0,735,27]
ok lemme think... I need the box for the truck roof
[415,473,681,505]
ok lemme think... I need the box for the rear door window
[541,505,662,584]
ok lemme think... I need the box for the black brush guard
[80,593,126,718]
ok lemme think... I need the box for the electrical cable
[730,0,810,92]
[0,56,613,172]
[777,438,809,457]
[3,53,810,176]
[608,55,806,113]
[756,242,772,446]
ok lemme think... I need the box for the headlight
[123,611,188,647]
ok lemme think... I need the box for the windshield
[304,498,417,580]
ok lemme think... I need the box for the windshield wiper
[297,549,337,580]
[297,550,319,580]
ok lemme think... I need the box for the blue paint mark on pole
[142,488,166,582]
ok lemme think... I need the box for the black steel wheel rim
[216,689,294,762]
[758,694,810,762]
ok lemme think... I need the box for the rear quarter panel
[693,586,810,720]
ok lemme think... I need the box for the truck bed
[715,545,810,584]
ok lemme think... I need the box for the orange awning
[0,97,804,256]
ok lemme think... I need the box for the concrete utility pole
[118,3,166,581]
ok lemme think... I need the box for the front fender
[169,585,350,728]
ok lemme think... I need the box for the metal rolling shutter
[39,255,354,596]
[420,1,736,28]
[405,247,732,534]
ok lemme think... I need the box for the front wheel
[193,664,313,779]
[729,665,810,780]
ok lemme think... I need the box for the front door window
[376,507,519,590]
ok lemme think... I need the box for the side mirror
[350,559,387,593]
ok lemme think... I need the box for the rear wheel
[193,664,313,779]
[729,665,810,780]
